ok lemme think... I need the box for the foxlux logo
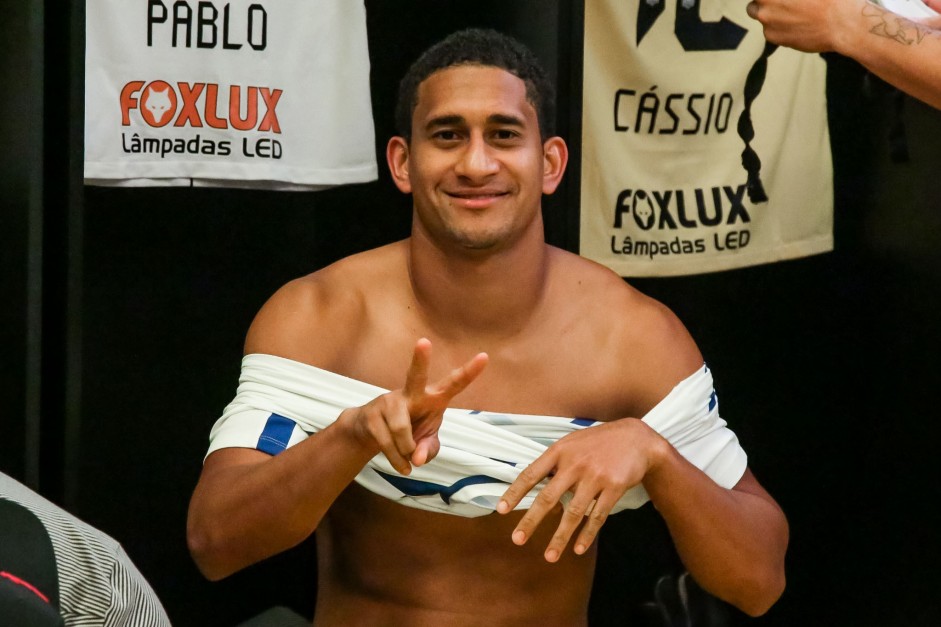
[614,186,750,231]
[121,80,282,132]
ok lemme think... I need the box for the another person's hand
[746,0,855,53]
[497,418,668,562]
[341,338,488,475]
[748,0,941,53]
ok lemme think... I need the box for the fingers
[378,338,488,474]
[402,338,432,398]
[497,452,556,514]
[498,453,568,557]
[404,338,489,405]
[509,473,581,562]
[430,352,489,399]
[386,411,418,470]
[366,406,414,475]
[746,1,759,20]
[411,434,440,466]
[498,437,623,562]
[571,492,617,556]
[511,480,614,562]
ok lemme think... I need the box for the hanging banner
[580,0,833,276]
[84,0,377,190]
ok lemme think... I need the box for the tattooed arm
[747,0,941,110]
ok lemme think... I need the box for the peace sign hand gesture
[346,338,488,475]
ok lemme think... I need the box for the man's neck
[406,224,551,344]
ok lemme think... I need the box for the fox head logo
[633,191,655,230]
[140,81,177,127]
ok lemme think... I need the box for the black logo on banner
[148,0,268,50]
[613,186,751,231]
[636,0,747,51]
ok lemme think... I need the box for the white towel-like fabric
[206,354,747,517]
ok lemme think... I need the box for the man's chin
[458,238,500,251]
[433,236,500,255]
[439,227,504,251]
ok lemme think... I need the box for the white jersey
[579,0,833,276]
[206,355,746,517]
[84,0,377,190]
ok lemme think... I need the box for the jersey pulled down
[205,355,747,517]
[84,0,377,190]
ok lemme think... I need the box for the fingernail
[512,530,526,545]
[496,500,509,514]
[575,544,586,555]
[545,549,559,562]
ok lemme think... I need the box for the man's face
[387,65,565,253]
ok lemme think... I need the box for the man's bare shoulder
[244,241,408,367]
[549,248,703,412]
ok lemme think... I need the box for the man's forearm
[842,2,941,110]
[187,412,377,580]
[643,446,788,617]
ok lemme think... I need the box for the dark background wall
[3,1,940,626]
[1,0,34,485]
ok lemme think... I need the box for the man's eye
[434,130,460,141]
[493,129,520,141]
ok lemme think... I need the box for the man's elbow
[731,565,786,617]
[186,516,241,582]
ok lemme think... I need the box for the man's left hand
[497,418,667,562]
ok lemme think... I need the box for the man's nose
[454,134,499,179]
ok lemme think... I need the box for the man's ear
[542,136,568,195]
[387,136,412,194]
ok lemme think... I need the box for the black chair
[640,571,731,627]
[0,499,65,627]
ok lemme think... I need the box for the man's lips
[445,190,509,208]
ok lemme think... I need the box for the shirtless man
[187,29,788,626]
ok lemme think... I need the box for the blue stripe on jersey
[257,413,296,456]
[375,471,504,505]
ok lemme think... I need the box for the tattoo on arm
[862,4,938,45]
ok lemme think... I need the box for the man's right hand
[339,338,488,475]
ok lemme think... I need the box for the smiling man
[187,29,788,626]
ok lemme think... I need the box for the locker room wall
[1,0,34,485]
[5,1,941,625]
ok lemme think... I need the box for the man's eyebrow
[487,113,525,127]
[425,115,466,130]
[424,113,526,131]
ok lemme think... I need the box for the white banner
[84,0,377,189]
[580,0,833,276]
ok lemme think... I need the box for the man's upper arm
[242,267,364,367]
[197,279,324,477]
[243,277,321,360]
[622,293,705,414]
[201,447,271,479]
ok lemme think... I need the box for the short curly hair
[394,28,556,141]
